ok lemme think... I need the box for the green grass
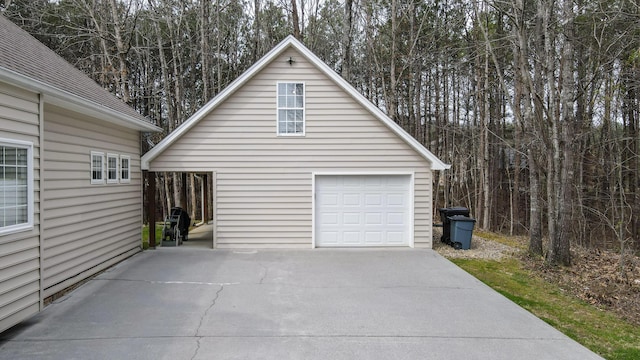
[141,223,163,249]
[473,230,527,249]
[451,257,640,359]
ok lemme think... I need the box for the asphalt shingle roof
[0,15,151,125]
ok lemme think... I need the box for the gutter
[0,67,162,133]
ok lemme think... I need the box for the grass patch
[451,257,640,359]
[473,230,527,249]
[141,223,163,249]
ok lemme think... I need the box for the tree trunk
[547,0,574,266]
[291,0,301,40]
[341,0,353,82]
[108,0,131,103]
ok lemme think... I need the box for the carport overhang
[143,170,214,249]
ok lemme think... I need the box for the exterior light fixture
[288,56,295,65]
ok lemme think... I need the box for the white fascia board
[289,39,451,170]
[0,67,161,133]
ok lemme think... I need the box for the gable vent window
[277,82,305,135]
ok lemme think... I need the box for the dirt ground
[433,228,640,326]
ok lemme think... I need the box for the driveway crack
[191,284,224,360]
[258,263,269,284]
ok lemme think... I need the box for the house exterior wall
[0,81,41,333]
[41,104,141,297]
[149,48,434,248]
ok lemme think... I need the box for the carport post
[145,171,156,249]
[203,174,209,221]
[180,172,188,209]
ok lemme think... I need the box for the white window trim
[120,155,131,183]
[276,81,306,136]
[91,151,105,184]
[0,138,34,236]
[107,153,119,184]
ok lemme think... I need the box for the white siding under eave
[0,82,41,333]
[42,104,141,297]
[149,48,434,248]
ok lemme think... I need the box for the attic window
[277,82,305,135]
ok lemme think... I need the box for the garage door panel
[344,231,361,244]
[365,232,383,244]
[344,177,361,187]
[387,212,405,225]
[365,194,382,205]
[387,232,404,244]
[320,232,338,245]
[387,193,405,206]
[318,194,338,206]
[321,213,338,224]
[315,175,411,247]
[343,194,360,206]
[343,212,360,225]
[364,176,382,187]
[365,213,382,225]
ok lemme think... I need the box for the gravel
[432,228,516,260]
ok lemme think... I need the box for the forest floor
[433,229,640,327]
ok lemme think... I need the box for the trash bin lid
[439,206,468,212]
[447,215,476,222]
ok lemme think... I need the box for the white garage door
[315,175,412,247]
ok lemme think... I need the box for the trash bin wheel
[453,242,462,250]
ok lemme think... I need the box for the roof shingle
[0,15,152,125]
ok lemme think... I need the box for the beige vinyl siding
[0,82,41,333]
[150,48,434,248]
[42,104,141,297]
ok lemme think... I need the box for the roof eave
[141,36,296,170]
[0,67,162,133]
[289,40,451,171]
[142,35,451,171]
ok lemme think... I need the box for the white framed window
[0,139,33,235]
[277,82,305,136]
[120,155,130,183]
[107,153,118,184]
[91,151,105,184]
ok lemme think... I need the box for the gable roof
[141,35,450,170]
[0,15,160,132]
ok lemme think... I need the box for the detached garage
[142,36,449,249]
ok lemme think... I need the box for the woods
[2,0,639,264]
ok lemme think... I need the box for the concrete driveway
[0,228,602,360]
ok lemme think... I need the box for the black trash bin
[448,215,476,250]
[437,207,470,244]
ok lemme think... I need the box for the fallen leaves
[523,246,640,326]
[434,229,640,326]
